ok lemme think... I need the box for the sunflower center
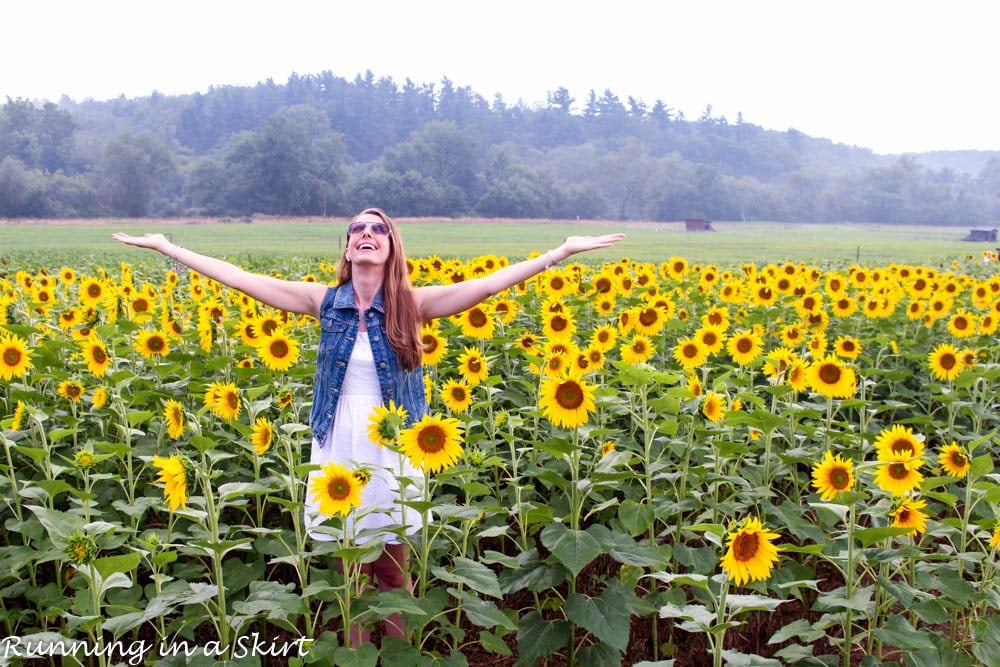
[890,439,914,456]
[148,336,165,352]
[270,340,289,358]
[939,353,956,370]
[87,284,102,298]
[555,380,585,410]
[954,318,969,330]
[550,276,565,290]
[92,347,108,364]
[949,451,967,467]
[327,477,351,500]
[226,392,239,410]
[682,343,699,359]
[3,348,23,366]
[468,359,481,372]
[133,299,149,312]
[417,425,446,454]
[595,277,611,293]
[736,338,753,353]
[702,332,718,346]
[888,462,909,480]
[830,467,850,490]
[469,309,488,327]
[632,341,647,354]
[451,387,467,402]
[423,335,438,352]
[639,309,658,326]
[818,363,841,384]
[732,532,760,562]
[897,509,912,522]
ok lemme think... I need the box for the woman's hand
[111,232,172,255]
[557,233,626,260]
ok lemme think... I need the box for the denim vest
[309,281,428,446]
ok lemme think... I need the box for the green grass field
[1,218,992,268]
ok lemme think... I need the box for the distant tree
[97,132,177,217]
[0,156,46,217]
[547,87,574,112]
[381,121,480,211]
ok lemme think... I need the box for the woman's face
[345,212,392,267]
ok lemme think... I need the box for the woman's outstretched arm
[413,233,624,321]
[112,232,328,316]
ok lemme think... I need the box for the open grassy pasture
[1,218,991,267]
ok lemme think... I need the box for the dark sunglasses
[347,221,391,236]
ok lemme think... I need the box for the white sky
[4,0,998,155]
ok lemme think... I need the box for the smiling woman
[111,206,623,646]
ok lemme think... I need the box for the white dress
[304,330,425,544]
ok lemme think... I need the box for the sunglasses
[347,221,391,236]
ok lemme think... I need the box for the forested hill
[2,70,999,224]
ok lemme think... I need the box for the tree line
[1,71,999,225]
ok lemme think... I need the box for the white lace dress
[304,331,425,544]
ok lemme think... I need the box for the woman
[112,208,623,643]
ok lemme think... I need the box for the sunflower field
[2,248,1000,667]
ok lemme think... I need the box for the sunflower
[420,327,447,366]
[696,325,726,355]
[456,347,489,386]
[806,355,856,399]
[830,296,858,318]
[78,277,107,307]
[515,332,539,354]
[873,452,925,497]
[440,378,473,413]
[779,324,806,348]
[366,401,408,446]
[542,311,576,342]
[80,338,111,376]
[938,441,970,477]
[632,306,666,336]
[456,305,496,340]
[702,391,726,423]
[685,374,703,398]
[58,379,85,403]
[890,497,929,537]
[399,413,465,473]
[164,399,185,439]
[256,330,300,371]
[621,335,655,365]
[65,531,98,566]
[10,400,26,431]
[539,372,596,429]
[811,451,855,500]
[135,329,170,360]
[673,336,708,370]
[833,336,862,360]
[720,516,781,586]
[947,310,977,339]
[206,381,241,421]
[251,417,274,455]
[583,345,606,371]
[0,333,33,381]
[874,424,925,461]
[590,324,618,352]
[928,342,963,381]
[276,390,295,410]
[991,526,1000,550]
[152,454,189,511]
[664,256,689,281]
[309,462,364,517]
[726,329,764,366]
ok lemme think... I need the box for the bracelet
[544,249,558,269]
[169,245,183,261]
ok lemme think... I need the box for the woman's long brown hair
[336,208,422,370]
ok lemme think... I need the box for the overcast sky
[5,1,998,155]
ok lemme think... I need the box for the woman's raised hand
[559,233,626,258]
[111,232,171,254]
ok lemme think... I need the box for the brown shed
[685,219,715,232]
[962,228,998,242]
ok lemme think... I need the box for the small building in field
[962,227,998,242]
[685,219,715,232]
